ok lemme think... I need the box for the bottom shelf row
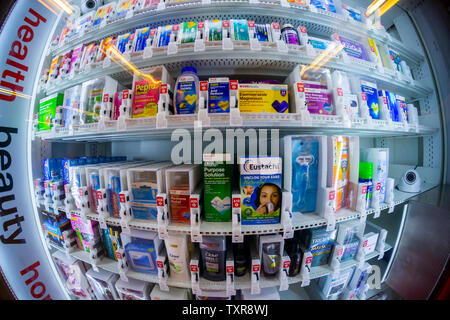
[47,216,392,300]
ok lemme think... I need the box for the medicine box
[239,156,282,225]
[38,93,65,131]
[165,164,201,224]
[127,162,173,220]
[121,229,163,274]
[115,278,153,300]
[86,267,120,300]
[300,226,336,267]
[238,83,289,113]
[362,232,379,255]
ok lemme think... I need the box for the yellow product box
[238,84,289,113]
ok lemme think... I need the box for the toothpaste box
[238,83,289,113]
[203,154,232,222]
[208,78,230,113]
[239,156,282,225]
[131,180,158,220]
[361,80,379,119]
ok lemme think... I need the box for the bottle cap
[281,24,294,30]
[181,66,197,74]
[359,162,373,180]
[95,95,102,102]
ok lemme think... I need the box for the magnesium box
[238,83,289,113]
[38,93,64,131]
[239,156,282,225]
[203,154,232,222]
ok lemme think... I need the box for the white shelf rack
[42,48,431,99]
[49,241,392,291]
[34,120,437,143]
[49,0,424,68]
[57,181,437,236]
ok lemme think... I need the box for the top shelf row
[48,0,424,66]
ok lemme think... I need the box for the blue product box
[158,25,172,47]
[240,156,282,225]
[382,90,400,122]
[131,182,158,220]
[255,23,270,42]
[396,95,408,121]
[134,27,150,52]
[208,78,230,113]
[78,157,87,165]
[86,157,99,165]
[300,226,336,267]
[62,159,79,185]
[108,175,121,218]
[42,210,71,246]
[102,226,122,261]
[361,80,379,119]
[291,137,319,213]
[43,158,62,181]
[308,37,331,50]
[340,238,360,262]
[125,237,158,274]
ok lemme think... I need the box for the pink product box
[70,216,102,251]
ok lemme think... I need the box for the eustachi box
[38,93,64,131]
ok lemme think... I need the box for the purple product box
[338,36,369,61]
[303,80,334,115]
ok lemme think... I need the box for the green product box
[38,93,64,131]
[203,154,232,222]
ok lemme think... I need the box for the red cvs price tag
[283,261,290,269]
[329,190,336,201]
[156,196,164,207]
[362,92,367,101]
[160,84,168,94]
[305,257,312,265]
[123,90,129,99]
[97,190,103,200]
[157,261,163,269]
[103,94,109,103]
[362,186,367,194]
[247,20,255,28]
[190,198,198,209]
[363,240,368,247]
[252,265,260,272]
[376,183,381,191]
[198,21,205,29]
[78,188,84,197]
[52,184,57,191]
[383,96,387,104]
[64,185,69,194]
[150,28,157,36]
[116,252,122,259]
[299,26,307,34]
[337,88,343,96]
[297,82,305,93]
[226,266,234,273]
[230,80,238,90]
[119,193,126,203]
[200,81,208,92]
[232,198,240,208]
[172,24,179,32]
[222,20,230,28]
[190,265,198,273]
[337,248,343,256]
[272,22,280,30]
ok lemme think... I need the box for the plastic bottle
[359,162,373,210]
[284,232,302,277]
[233,242,249,277]
[200,236,226,281]
[174,66,199,114]
[281,24,300,45]
[261,242,281,277]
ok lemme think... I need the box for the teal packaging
[360,80,379,119]
[208,78,230,113]
[231,20,249,41]
[300,226,336,267]
[240,156,282,225]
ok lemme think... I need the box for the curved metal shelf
[43,44,431,99]
[49,0,424,67]
[51,241,392,291]
[58,181,437,236]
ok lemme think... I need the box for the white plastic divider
[156,246,170,291]
[231,192,243,243]
[225,245,236,296]
[189,185,203,243]
[250,240,261,295]
[299,250,313,287]
[189,246,201,295]
[279,252,291,291]
[156,192,169,239]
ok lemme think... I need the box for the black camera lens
[406,171,416,183]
